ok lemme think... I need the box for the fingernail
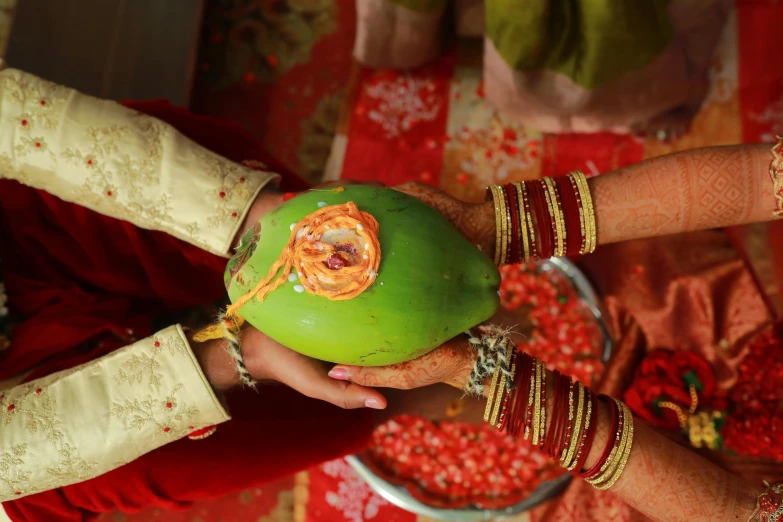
[364,398,384,409]
[328,368,347,380]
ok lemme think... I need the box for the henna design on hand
[394,182,496,254]
[332,336,476,391]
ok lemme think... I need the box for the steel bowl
[348,258,613,521]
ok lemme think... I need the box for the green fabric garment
[485,0,675,90]
[385,0,676,90]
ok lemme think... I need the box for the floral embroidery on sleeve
[0,326,229,501]
[110,333,200,438]
[0,384,98,499]
[0,68,279,256]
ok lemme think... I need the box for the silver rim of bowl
[348,258,613,521]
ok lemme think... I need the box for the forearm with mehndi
[589,144,779,245]
[476,356,760,522]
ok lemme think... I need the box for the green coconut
[224,185,500,366]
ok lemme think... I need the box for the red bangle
[503,184,522,264]
[538,364,547,449]
[555,175,583,256]
[553,375,572,459]
[527,181,553,258]
[540,179,559,258]
[523,356,537,439]
[498,389,511,431]
[580,395,617,478]
[512,353,532,437]
[541,370,561,456]
[550,179,566,256]
[558,381,579,459]
[568,175,587,255]
[572,388,598,474]
[505,351,524,433]
[505,354,521,434]
[499,350,518,431]
[553,375,568,458]
[519,183,538,260]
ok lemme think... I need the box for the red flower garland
[624,321,783,462]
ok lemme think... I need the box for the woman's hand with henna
[393,182,495,254]
[329,309,525,392]
[328,336,476,391]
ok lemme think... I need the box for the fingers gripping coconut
[203,185,501,369]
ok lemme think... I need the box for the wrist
[189,334,238,391]
[236,327,267,380]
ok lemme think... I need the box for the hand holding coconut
[189,327,387,410]
[217,184,501,369]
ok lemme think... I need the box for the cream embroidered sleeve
[0,65,279,257]
[0,325,230,502]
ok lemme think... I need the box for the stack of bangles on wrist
[466,329,634,491]
[487,170,596,265]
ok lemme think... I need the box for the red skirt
[0,101,373,521]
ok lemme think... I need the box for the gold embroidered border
[771,136,783,217]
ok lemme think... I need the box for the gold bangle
[524,355,536,440]
[562,381,585,468]
[543,177,566,256]
[497,357,517,429]
[483,366,501,422]
[532,358,543,446]
[558,381,574,462]
[554,180,567,257]
[570,172,591,254]
[504,187,514,266]
[498,185,510,266]
[541,181,558,259]
[494,185,510,266]
[567,173,587,255]
[538,359,547,448]
[490,341,512,425]
[586,399,628,486]
[487,186,504,266]
[558,381,574,461]
[594,403,635,490]
[572,171,593,251]
[514,183,530,263]
[568,387,593,471]
[572,171,597,253]
[490,373,507,426]
[520,182,538,260]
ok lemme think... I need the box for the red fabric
[340,58,455,187]
[0,100,371,521]
[4,388,373,522]
[0,100,307,380]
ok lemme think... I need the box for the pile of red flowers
[621,321,783,462]
[364,263,605,508]
[499,263,604,383]
[367,416,562,509]
[722,321,783,461]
